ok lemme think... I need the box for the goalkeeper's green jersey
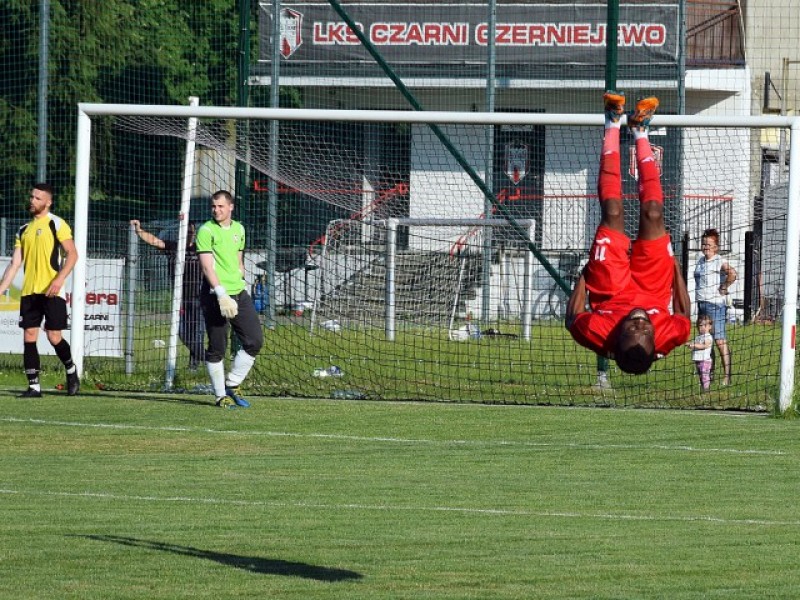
[196,220,246,295]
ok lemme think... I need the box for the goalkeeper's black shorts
[201,290,264,360]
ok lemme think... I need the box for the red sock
[636,137,663,204]
[597,128,621,201]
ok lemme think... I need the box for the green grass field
[1,387,799,599]
[6,316,783,411]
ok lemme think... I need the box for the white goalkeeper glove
[214,286,238,319]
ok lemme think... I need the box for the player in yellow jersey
[0,183,80,397]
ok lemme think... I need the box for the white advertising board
[0,258,124,357]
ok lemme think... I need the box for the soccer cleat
[225,386,250,408]
[603,91,625,123]
[66,370,80,396]
[215,396,236,409]
[628,97,659,131]
[19,388,42,398]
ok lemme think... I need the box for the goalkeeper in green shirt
[197,190,264,408]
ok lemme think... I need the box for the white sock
[206,360,226,398]
[632,128,649,141]
[225,349,256,388]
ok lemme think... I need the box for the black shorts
[19,294,69,331]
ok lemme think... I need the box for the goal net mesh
[65,111,793,410]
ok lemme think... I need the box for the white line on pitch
[0,416,788,456]
[0,487,796,527]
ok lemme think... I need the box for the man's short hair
[614,331,656,375]
[614,345,655,375]
[33,182,55,197]
[211,190,234,204]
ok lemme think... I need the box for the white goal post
[73,104,800,411]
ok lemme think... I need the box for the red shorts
[584,225,675,308]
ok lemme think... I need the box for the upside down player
[565,93,691,374]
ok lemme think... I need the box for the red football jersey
[569,294,691,357]
[568,226,691,357]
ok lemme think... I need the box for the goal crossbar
[79,103,798,128]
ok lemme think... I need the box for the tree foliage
[0,0,247,218]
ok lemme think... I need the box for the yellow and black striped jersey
[15,213,73,297]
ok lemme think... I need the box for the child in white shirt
[686,314,713,391]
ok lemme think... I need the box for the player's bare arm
[0,247,23,296]
[47,238,78,297]
[565,272,588,327]
[672,258,691,318]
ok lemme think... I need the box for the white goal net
[69,104,800,411]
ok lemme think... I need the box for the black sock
[23,341,41,389]
[53,339,76,374]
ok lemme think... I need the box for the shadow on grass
[76,534,363,581]
[83,390,215,408]
[113,392,213,408]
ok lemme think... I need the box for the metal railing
[686,1,745,67]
